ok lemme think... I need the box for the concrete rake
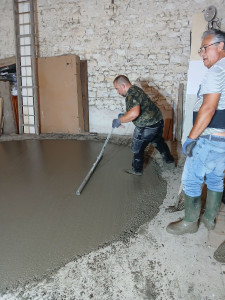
[76,128,114,195]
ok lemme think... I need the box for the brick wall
[1,0,225,133]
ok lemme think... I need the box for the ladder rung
[20,55,33,58]
[17,34,32,38]
[17,11,31,15]
[19,44,32,47]
[19,22,31,26]
[20,67,32,70]
[18,0,31,3]
[19,66,32,69]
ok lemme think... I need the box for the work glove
[112,118,121,128]
[118,113,125,118]
[182,137,197,157]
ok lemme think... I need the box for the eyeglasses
[198,42,220,55]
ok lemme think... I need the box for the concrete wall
[1,0,225,134]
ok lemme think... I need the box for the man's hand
[112,118,121,128]
[182,137,197,157]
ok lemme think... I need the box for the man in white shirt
[167,29,225,244]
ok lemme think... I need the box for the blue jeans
[131,120,172,172]
[182,136,225,197]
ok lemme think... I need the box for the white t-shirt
[194,57,225,135]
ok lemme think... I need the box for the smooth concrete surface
[0,139,166,292]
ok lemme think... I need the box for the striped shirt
[194,57,225,135]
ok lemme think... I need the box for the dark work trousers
[131,120,172,172]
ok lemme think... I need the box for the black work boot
[153,139,174,164]
[163,153,174,164]
[166,193,201,235]
[124,169,143,176]
[160,146,174,164]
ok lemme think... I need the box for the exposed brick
[1,0,225,132]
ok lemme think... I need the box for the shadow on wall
[140,80,173,141]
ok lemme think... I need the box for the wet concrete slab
[0,139,166,292]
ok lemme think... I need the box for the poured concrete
[0,139,166,292]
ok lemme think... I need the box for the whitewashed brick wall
[0,1,15,59]
[1,0,225,133]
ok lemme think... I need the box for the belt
[200,135,225,142]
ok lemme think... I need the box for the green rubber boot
[214,240,225,263]
[201,189,223,230]
[166,193,201,235]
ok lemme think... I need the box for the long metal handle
[76,128,114,195]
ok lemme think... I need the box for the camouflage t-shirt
[125,85,162,127]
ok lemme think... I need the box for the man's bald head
[113,75,131,85]
[113,75,131,97]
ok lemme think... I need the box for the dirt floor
[0,133,225,300]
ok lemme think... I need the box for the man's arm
[120,105,140,123]
[189,93,220,139]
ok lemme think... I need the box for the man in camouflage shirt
[112,75,174,175]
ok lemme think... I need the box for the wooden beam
[0,57,16,68]
[176,83,184,141]
[80,60,89,132]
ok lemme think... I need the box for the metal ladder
[13,0,39,134]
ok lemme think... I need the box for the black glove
[112,118,121,128]
[182,137,197,157]
[118,113,125,118]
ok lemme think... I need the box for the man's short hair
[113,75,131,85]
[202,29,225,49]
